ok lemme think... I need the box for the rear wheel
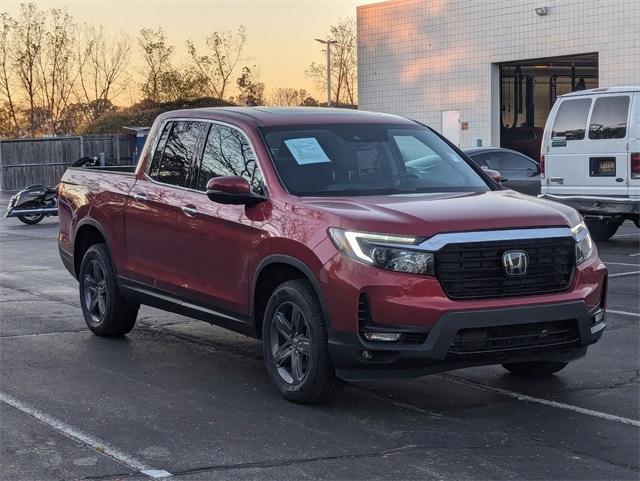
[585,218,619,241]
[79,243,139,336]
[503,361,568,377]
[262,279,340,404]
[16,202,44,225]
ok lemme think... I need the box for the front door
[179,122,269,316]
[124,120,205,293]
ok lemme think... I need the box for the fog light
[362,332,402,342]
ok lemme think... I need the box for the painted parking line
[441,375,640,428]
[608,270,640,278]
[0,392,172,479]
[612,233,640,238]
[604,262,640,267]
[607,309,640,318]
[630,253,640,257]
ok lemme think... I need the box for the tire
[503,361,568,377]
[262,279,340,404]
[17,213,45,225]
[585,218,619,241]
[16,201,45,225]
[79,243,139,337]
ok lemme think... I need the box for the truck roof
[560,86,640,98]
[155,106,415,128]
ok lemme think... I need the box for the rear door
[544,97,592,195]
[629,93,640,198]
[584,94,631,196]
[125,120,205,292]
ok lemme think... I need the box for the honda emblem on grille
[502,250,528,277]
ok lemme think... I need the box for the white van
[540,86,639,240]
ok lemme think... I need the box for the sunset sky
[0,0,373,104]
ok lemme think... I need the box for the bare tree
[236,65,264,105]
[138,27,173,102]
[307,18,357,105]
[0,12,18,133]
[186,26,246,100]
[269,87,310,106]
[13,2,45,136]
[77,24,130,121]
[37,7,77,134]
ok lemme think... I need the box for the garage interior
[499,53,599,160]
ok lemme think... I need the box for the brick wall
[357,0,640,148]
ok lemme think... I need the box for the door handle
[132,192,147,202]
[181,205,198,216]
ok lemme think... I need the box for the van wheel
[585,218,619,241]
[503,361,568,377]
[262,279,340,404]
[79,244,139,336]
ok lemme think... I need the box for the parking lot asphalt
[0,194,638,481]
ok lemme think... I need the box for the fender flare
[73,218,115,275]
[251,254,333,332]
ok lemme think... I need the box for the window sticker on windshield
[284,138,331,165]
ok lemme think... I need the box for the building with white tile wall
[357,0,640,154]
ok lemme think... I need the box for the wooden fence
[0,134,137,191]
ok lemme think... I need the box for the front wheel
[262,279,340,404]
[79,243,139,336]
[503,361,568,377]
[585,218,619,241]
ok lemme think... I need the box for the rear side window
[551,99,591,140]
[148,122,172,178]
[195,123,265,194]
[152,121,203,187]
[588,96,630,139]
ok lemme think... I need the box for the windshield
[261,123,490,196]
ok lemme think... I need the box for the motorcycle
[5,157,98,225]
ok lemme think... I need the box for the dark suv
[58,108,608,403]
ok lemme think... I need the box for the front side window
[151,121,203,187]
[196,124,265,194]
[262,124,489,196]
[589,96,630,139]
[552,99,591,140]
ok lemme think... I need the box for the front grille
[436,236,575,300]
[449,319,580,355]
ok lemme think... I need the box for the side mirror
[206,176,266,206]
[484,168,503,184]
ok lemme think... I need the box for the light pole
[315,38,337,107]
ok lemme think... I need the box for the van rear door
[626,93,639,198]
[584,94,632,196]
[544,97,592,195]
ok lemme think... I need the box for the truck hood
[301,190,581,237]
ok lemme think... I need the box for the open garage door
[499,53,598,161]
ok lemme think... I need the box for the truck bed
[58,165,139,277]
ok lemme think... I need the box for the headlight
[571,221,594,265]
[328,228,435,275]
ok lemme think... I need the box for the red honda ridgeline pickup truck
[58,108,607,403]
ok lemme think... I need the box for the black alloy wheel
[270,301,312,385]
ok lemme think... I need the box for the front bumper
[539,194,640,216]
[329,302,606,381]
